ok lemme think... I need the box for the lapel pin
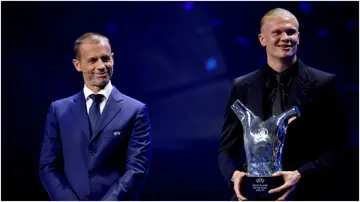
[113,131,121,136]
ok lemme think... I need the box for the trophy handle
[273,106,301,172]
[276,106,301,129]
[231,99,256,121]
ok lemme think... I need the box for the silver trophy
[231,99,301,200]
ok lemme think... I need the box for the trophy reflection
[231,99,301,200]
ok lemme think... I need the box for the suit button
[88,171,94,178]
[89,150,95,156]
[84,195,90,200]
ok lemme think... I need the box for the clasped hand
[268,170,301,201]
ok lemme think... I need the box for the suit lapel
[286,60,316,111]
[71,91,91,141]
[90,87,124,143]
[246,69,266,119]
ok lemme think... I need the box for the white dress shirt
[83,81,113,114]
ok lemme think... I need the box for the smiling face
[72,36,114,93]
[258,9,300,64]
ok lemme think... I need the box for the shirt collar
[83,80,113,100]
[264,59,299,85]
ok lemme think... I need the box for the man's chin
[93,79,109,88]
[278,53,296,60]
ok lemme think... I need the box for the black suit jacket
[218,60,349,200]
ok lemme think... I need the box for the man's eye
[287,30,296,35]
[102,57,110,62]
[88,58,97,63]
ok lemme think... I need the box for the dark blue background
[2,1,358,200]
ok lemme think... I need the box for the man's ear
[258,33,266,47]
[297,32,300,45]
[72,59,82,72]
[111,52,115,66]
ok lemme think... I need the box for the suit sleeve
[297,75,349,179]
[218,81,247,188]
[39,102,79,200]
[101,104,152,201]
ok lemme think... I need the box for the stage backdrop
[2,1,358,200]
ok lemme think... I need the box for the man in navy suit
[218,8,349,201]
[39,32,152,201]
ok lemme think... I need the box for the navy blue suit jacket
[39,86,152,201]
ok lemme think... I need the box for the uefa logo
[251,128,269,143]
[256,178,265,183]
[259,128,268,135]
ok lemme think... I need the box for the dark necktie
[272,74,284,116]
[89,94,104,135]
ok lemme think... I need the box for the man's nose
[95,59,106,69]
[280,33,290,41]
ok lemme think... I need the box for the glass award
[231,99,301,200]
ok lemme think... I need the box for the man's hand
[232,171,249,201]
[268,170,301,201]
[283,116,297,133]
[288,116,297,124]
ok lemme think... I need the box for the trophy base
[241,176,284,201]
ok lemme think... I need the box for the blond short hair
[260,8,299,29]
